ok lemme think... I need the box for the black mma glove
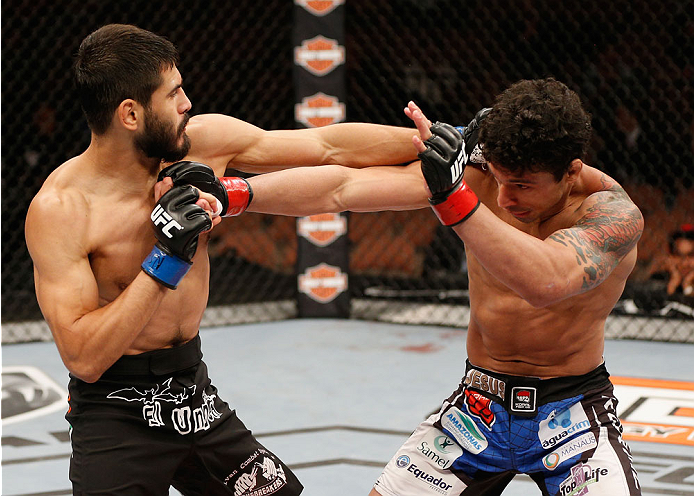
[418,121,481,226]
[141,185,213,289]
[158,161,253,217]
[455,107,492,168]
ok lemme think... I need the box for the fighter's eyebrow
[508,177,537,185]
[488,167,536,184]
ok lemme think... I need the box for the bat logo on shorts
[107,378,195,405]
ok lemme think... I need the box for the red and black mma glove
[141,185,212,289]
[418,121,481,226]
[158,161,253,217]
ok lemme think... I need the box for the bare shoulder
[185,114,263,174]
[30,159,91,214]
[549,171,644,290]
[26,168,91,254]
[187,113,257,135]
[575,171,644,253]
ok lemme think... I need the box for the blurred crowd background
[2,0,692,341]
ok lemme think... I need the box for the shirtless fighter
[24,24,419,495]
[161,78,643,495]
[368,79,645,495]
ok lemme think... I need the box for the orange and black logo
[295,93,346,128]
[295,0,344,16]
[294,35,345,76]
[297,213,347,247]
[298,263,348,303]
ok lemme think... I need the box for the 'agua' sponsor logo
[538,403,591,449]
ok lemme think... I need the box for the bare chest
[87,201,156,300]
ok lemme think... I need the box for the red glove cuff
[219,177,252,217]
[430,181,480,226]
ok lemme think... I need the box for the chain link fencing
[2,0,692,343]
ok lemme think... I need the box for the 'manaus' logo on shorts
[441,407,488,454]
[538,403,590,449]
[542,432,597,470]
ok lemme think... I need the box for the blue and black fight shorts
[66,334,303,496]
[374,360,641,496]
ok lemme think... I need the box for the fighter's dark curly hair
[479,78,592,181]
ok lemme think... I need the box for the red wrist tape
[430,181,480,226]
[219,177,251,217]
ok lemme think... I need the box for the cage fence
[2,0,692,343]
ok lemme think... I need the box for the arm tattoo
[549,179,643,290]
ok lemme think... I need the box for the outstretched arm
[184,114,419,176]
[247,162,430,217]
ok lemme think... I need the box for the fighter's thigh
[373,413,470,496]
[189,407,303,496]
[69,412,186,495]
[543,389,640,496]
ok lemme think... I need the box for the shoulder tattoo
[549,178,644,290]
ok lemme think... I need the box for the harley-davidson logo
[295,93,346,128]
[298,263,348,303]
[295,0,344,16]
[294,35,345,76]
[297,213,347,246]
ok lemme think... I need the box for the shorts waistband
[463,360,611,417]
[100,334,202,378]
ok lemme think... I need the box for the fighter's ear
[116,99,143,131]
[565,159,583,184]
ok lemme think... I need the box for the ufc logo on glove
[450,149,467,183]
[151,204,183,238]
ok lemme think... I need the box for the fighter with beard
[24,24,420,495]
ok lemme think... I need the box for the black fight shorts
[66,334,303,496]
